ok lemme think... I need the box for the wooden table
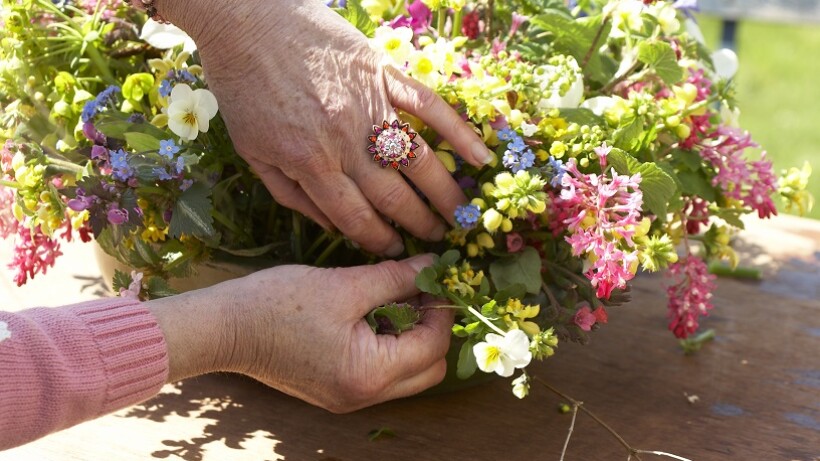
[1,215,818,461]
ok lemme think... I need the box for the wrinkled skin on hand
[162,0,493,256]
[152,255,454,413]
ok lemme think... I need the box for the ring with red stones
[367,119,420,171]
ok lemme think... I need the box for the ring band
[368,119,419,170]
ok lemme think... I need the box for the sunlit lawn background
[695,15,820,219]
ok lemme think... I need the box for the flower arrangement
[0,0,813,400]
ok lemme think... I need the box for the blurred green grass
[695,15,819,219]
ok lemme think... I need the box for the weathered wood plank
[1,214,818,460]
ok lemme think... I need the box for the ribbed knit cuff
[70,298,169,415]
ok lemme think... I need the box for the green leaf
[112,269,131,294]
[367,428,396,442]
[169,182,216,239]
[714,207,746,229]
[144,276,179,299]
[489,246,543,295]
[558,108,603,126]
[456,340,478,380]
[366,303,421,335]
[637,41,684,86]
[415,266,442,296]
[672,148,704,171]
[495,283,527,302]
[464,321,481,334]
[529,11,615,85]
[612,117,643,152]
[335,0,377,38]
[677,170,717,202]
[480,300,497,317]
[608,148,676,217]
[124,131,161,153]
[437,249,460,268]
[452,323,469,338]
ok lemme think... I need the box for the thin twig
[559,402,580,461]
[634,450,693,461]
[534,376,693,461]
[581,17,609,70]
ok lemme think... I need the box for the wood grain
[1,214,818,460]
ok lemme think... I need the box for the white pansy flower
[0,321,10,343]
[512,372,530,399]
[140,19,197,53]
[581,96,617,117]
[711,48,739,80]
[473,329,532,377]
[167,84,219,141]
[520,122,538,137]
[371,26,413,66]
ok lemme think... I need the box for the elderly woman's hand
[149,255,454,413]
[159,0,494,256]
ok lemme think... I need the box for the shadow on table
[118,373,532,461]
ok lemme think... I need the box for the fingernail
[428,222,447,241]
[472,141,495,166]
[406,253,435,272]
[386,240,405,257]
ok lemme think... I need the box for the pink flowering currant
[554,154,644,299]
[665,256,717,339]
[9,222,63,287]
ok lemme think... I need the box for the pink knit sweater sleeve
[0,298,169,450]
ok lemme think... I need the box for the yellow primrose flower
[371,26,413,66]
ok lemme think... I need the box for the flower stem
[0,179,19,189]
[559,400,580,461]
[581,16,609,70]
[451,9,463,39]
[45,157,85,174]
[437,9,447,37]
[466,304,507,336]
[314,235,344,267]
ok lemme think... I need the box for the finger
[370,305,453,384]
[351,158,447,242]
[300,171,405,256]
[346,254,435,317]
[401,137,468,227]
[249,161,333,230]
[384,65,494,167]
[378,358,447,403]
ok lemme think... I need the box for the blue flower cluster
[110,149,135,182]
[81,85,120,123]
[454,204,481,229]
[498,128,535,173]
[152,140,189,189]
[159,70,197,98]
[546,156,566,188]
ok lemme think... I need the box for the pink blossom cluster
[9,222,63,287]
[665,256,716,339]
[0,186,18,239]
[1,140,14,175]
[554,157,643,299]
[573,305,608,331]
[699,127,778,218]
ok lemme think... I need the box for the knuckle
[370,181,411,215]
[376,260,411,290]
[334,203,378,238]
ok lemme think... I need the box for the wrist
[145,284,236,382]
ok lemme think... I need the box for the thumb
[347,253,435,318]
